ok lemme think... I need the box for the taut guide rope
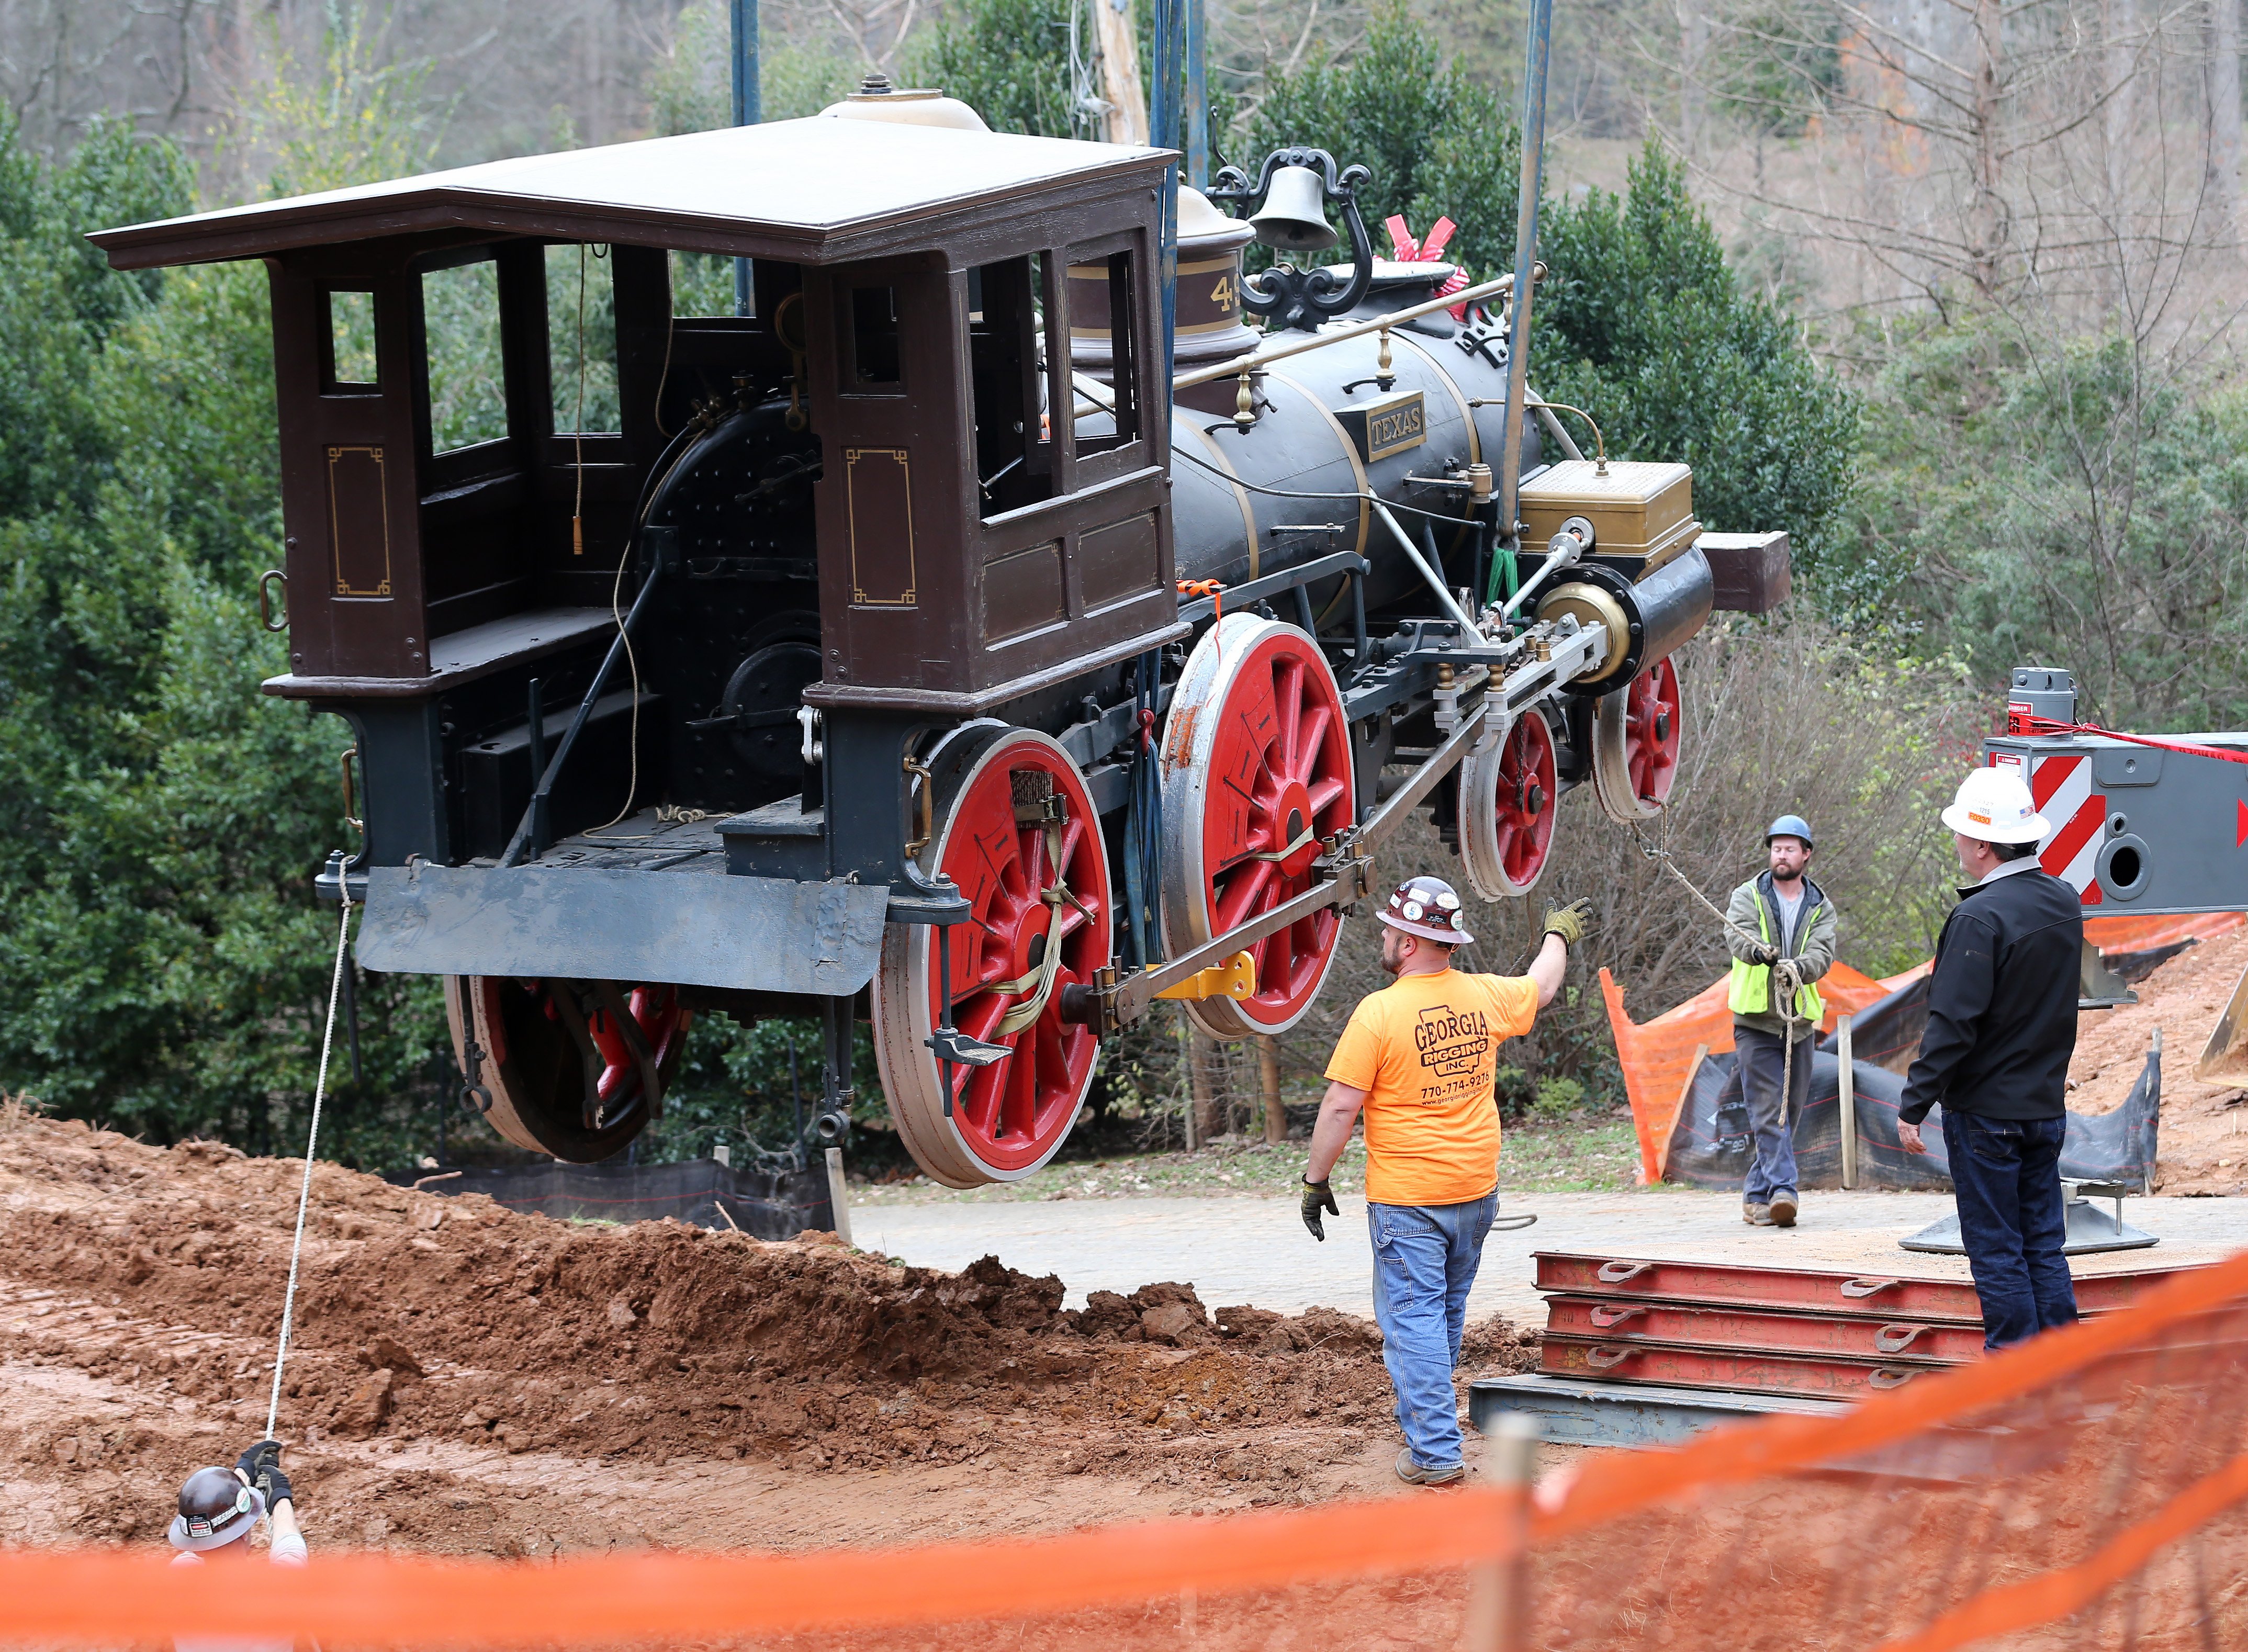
[1630,823,1809,1153]
[265,861,355,1441]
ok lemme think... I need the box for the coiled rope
[265,864,355,1440]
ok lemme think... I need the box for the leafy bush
[1842,317,2248,730]
[1535,143,1858,567]
[1239,7,1857,572]
[1531,1076,1587,1118]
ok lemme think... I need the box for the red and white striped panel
[1991,751,2105,904]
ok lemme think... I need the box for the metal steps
[1474,1250,2208,1447]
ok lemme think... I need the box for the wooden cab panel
[268,251,431,679]
[802,187,1181,715]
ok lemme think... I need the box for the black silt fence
[1665,976,2160,1194]
[384,1155,835,1239]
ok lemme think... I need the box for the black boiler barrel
[1167,322,1538,610]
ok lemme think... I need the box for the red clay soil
[10,1103,2245,1649]
[2072,925,2248,1193]
[0,1105,1535,1563]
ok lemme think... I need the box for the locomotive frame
[94,101,1789,1188]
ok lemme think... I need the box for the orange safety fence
[2082,909,2246,953]
[1605,909,2245,1184]
[1602,960,1923,1183]
[0,1485,1527,1645]
[6,1246,2248,1650]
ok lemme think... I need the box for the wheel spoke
[1289,703,1332,784]
[1215,857,1277,930]
[1274,657,1301,758]
[1264,919,1294,999]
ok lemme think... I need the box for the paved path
[851,1188,2247,1326]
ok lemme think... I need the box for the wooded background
[3,0,2242,1167]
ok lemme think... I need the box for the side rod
[1109,699,1494,1024]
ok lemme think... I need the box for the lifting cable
[265,865,356,1440]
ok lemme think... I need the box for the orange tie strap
[1178,579,1225,622]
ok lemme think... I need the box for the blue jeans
[1941,1110,2079,1350]
[1369,1194,1497,1473]
[1736,1026,1810,1205]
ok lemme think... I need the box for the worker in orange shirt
[1301,875,1583,1486]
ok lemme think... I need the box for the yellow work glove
[1542,897,1591,948]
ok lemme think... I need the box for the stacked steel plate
[1531,1251,2187,1399]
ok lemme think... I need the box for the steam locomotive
[93,82,1788,1187]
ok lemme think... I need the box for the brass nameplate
[1336,391,1426,463]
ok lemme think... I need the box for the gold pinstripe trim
[1267,370,1370,562]
[1187,422,1261,577]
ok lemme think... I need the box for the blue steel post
[1184,0,1208,190]
[1495,0,1553,550]
[1127,0,1186,970]
[730,0,760,317]
[1149,0,1182,368]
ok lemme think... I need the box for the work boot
[1743,1201,1772,1226]
[1768,1191,1799,1228]
[1395,1448,1464,1487]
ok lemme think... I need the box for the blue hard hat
[1766,814,1814,850]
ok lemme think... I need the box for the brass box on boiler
[1518,459,1699,570]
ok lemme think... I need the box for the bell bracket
[1208,147,1377,334]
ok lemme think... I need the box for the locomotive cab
[95,116,1179,863]
[95,105,1785,1188]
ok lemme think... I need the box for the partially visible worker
[1725,814,1838,1229]
[1897,767,2082,1350]
[1301,876,1584,1487]
[170,1440,305,1652]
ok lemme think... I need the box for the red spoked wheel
[1159,614,1355,1040]
[1459,707,1560,899]
[444,977,690,1162]
[1591,654,1684,825]
[873,726,1110,1187]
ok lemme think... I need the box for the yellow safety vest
[1727,882,1825,1024]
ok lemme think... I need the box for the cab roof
[92,117,1171,271]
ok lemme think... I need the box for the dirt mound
[0,1109,1533,1554]
[2071,925,2248,1193]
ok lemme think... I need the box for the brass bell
[1246,165,1338,252]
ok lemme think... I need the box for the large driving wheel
[873,726,1110,1188]
[1159,614,1354,1041]
[1590,655,1683,825]
[1459,707,1559,898]
[444,976,691,1161]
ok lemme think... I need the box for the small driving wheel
[444,977,690,1162]
[872,726,1110,1188]
[1590,655,1683,825]
[1159,614,1355,1040]
[1459,707,1560,898]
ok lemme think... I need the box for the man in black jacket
[1898,766,2084,1349]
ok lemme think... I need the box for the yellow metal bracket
[1154,951,1258,1003]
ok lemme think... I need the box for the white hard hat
[1377,875,1474,945]
[1941,765,2050,845]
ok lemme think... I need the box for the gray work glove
[1747,941,1781,966]
[1300,1176,1339,1241]
[236,1439,290,1506]
[1542,897,1591,948]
